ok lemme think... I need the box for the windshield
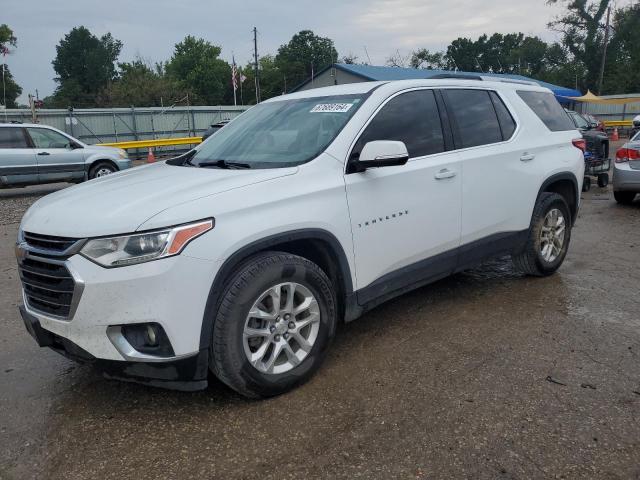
[190,94,366,168]
[569,112,590,129]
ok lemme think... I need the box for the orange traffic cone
[611,128,619,141]
[147,147,156,163]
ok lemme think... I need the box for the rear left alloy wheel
[210,252,337,398]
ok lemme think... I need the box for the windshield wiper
[197,160,252,169]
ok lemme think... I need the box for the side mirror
[350,140,409,173]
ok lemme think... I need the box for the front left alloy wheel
[89,161,117,179]
[210,252,337,398]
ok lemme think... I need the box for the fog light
[145,325,158,346]
[120,323,174,357]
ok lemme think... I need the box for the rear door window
[353,89,444,159]
[517,91,575,131]
[0,127,29,148]
[443,89,503,148]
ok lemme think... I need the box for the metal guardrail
[98,136,203,149]
[603,120,632,127]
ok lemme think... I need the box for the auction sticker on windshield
[310,103,354,113]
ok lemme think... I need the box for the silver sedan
[613,133,640,204]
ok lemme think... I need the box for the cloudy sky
[4,0,564,103]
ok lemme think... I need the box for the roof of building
[293,63,582,100]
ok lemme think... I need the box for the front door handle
[434,168,456,180]
[37,152,50,156]
[520,153,535,162]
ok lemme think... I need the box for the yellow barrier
[98,136,203,149]
[603,120,632,128]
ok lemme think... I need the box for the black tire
[512,192,572,277]
[210,252,337,398]
[582,176,591,192]
[88,161,116,179]
[597,173,609,188]
[614,191,636,205]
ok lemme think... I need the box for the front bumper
[613,162,640,191]
[19,253,217,360]
[116,158,133,170]
[20,305,209,391]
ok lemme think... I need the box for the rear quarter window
[517,91,575,132]
[490,91,516,140]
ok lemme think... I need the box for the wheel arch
[538,172,579,225]
[198,229,354,351]
[87,158,119,175]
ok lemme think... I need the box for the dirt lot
[1,180,639,480]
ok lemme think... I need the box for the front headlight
[80,219,213,267]
[118,149,128,159]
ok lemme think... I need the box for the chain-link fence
[1,105,249,158]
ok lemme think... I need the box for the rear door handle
[37,152,50,156]
[434,168,456,180]
[520,153,535,162]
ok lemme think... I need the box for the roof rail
[429,73,484,81]
[479,76,537,86]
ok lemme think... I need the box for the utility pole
[253,27,261,103]
[597,6,611,95]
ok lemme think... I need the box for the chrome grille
[19,256,76,318]
[23,231,80,253]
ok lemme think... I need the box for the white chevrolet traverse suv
[16,78,584,398]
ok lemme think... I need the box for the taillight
[572,138,586,152]
[616,147,640,163]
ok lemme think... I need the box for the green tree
[341,53,360,65]
[0,24,22,108]
[275,30,338,89]
[165,36,232,105]
[443,33,550,74]
[50,26,122,107]
[548,0,611,92]
[410,49,445,69]
[241,55,285,104]
[603,4,640,93]
[98,59,189,107]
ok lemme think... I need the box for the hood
[21,162,297,238]
[83,145,122,154]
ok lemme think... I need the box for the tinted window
[517,91,575,131]
[353,90,444,159]
[490,91,516,139]
[444,89,502,148]
[27,128,72,149]
[0,127,28,148]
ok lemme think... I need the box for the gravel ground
[0,184,68,226]
[1,177,639,479]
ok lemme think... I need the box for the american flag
[231,56,238,92]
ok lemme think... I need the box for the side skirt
[344,229,528,323]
